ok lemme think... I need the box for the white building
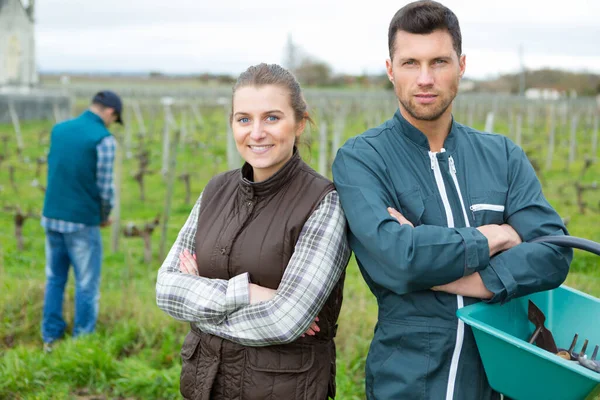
[524,88,562,101]
[0,0,72,123]
[0,0,38,88]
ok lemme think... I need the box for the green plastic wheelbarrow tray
[457,236,600,400]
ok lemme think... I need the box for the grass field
[0,96,598,399]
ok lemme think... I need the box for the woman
[156,63,351,400]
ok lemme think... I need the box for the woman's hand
[179,249,199,276]
[301,317,320,338]
[248,283,320,337]
[249,283,277,304]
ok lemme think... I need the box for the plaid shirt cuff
[226,272,250,313]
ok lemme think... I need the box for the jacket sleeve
[478,143,573,304]
[331,138,490,295]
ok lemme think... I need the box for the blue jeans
[42,226,102,343]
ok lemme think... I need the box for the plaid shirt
[156,190,351,346]
[41,135,116,232]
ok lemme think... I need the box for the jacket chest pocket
[397,187,445,226]
[469,190,507,227]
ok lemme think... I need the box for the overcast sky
[32,0,600,80]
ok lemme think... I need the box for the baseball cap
[92,90,123,125]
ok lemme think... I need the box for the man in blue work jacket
[332,1,573,399]
[41,91,122,353]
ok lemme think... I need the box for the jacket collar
[239,147,301,199]
[393,108,458,152]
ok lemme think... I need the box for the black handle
[529,235,600,257]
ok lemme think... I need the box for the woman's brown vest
[179,151,347,400]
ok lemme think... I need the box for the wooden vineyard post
[180,110,188,144]
[133,149,153,202]
[527,103,536,137]
[161,104,172,178]
[560,101,568,149]
[159,129,181,261]
[515,114,523,148]
[161,98,177,178]
[132,100,148,158]
[591,113,598,163]
[123,105,133,159]
[8,102,24,157]
[318,120,328,177]
[132,100,147,138]
[179,109,192,205]
[330,111,346,174]
[568,114,578,169]
[484,111,495,134]
[575,160,598,214]
[53,102,62,123]
[545,104,556,171]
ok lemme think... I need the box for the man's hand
[387,207,414,227]
[477,224,522,257]
[100,219,112,228]
[432,272,493,299]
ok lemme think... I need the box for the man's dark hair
[388,0,462,59]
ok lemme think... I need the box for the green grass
[0,99,599,399]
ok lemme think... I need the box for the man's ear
[385,58,394,84]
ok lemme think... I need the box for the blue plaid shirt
[41,135,116,233]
